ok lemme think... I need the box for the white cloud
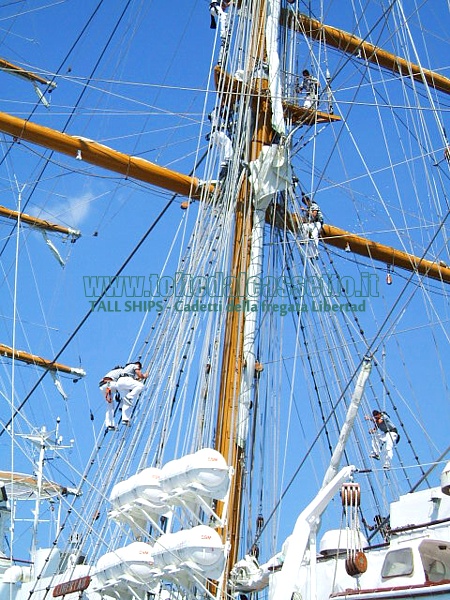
[29,190,96,229]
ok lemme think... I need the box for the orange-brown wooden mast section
[0,205,80,238]
[283,11,450,95]
[0,343,86,376]
[0,58,56,88]
[321,223,450,283]
[0,111,210,200]
[211,176,250,598]
[213,1,272,594]
[270,209,450,284]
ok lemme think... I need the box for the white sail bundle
[248,144,292,207]
[266,0,286,134]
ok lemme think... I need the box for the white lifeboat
[93,542,154,589]
[109,467,167,524]
[159,448,230,500]
[152,525,226,580]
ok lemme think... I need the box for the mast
[1,427,77,562]
[0,58,56,88]
[214,0,272,592]
[0,205,80,238]
[0,343,86,376]
[283,12,450,95]
[0,111,210,200]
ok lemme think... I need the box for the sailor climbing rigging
[207,106,233,181]
[100,361,148,430]
[300,193,324,258]
[209,1,231,64]
[209,1,230,35]
[115,361,148,426]
[99,366,124,431]
[366,409,399,470]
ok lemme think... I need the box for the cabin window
[381,548,414,578]
[427,559,446,582]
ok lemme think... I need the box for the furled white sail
[266,0,286,134]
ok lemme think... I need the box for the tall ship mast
[0,3,449,600]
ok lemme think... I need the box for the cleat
[369,452,380,460]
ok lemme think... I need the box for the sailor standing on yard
[99,365,124,431]
[115,361,148,426]
[301,193,324,258]
[296,69,320,109]
[366,409,399,470]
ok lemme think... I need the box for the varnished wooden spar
[0,205,81,238]
[270,208,450,284]
[0,58,56,88]
[283,11,450,96]
[0,111,211,200]
[0,344,86,376]
[321,223,450,284]
[0,471,64,499]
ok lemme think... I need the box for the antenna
[14,424,74,560]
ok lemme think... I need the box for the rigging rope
[0,157,205,437]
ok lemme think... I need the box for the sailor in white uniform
[99,366,124,430]
[115,361,148,425]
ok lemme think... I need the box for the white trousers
[302,221,322,258]
[100,381,118,428]
[210,4,228,40]
[303,93,318,109]
[210,130,233,161]
[372,431,398,468]
[116,376,144,421]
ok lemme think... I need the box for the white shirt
[123,363,141,379]
[103,367,124,381]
